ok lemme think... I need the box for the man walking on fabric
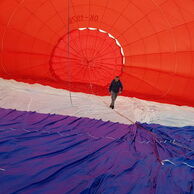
[109,76,123,109]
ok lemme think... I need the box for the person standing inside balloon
[109,76,123,109]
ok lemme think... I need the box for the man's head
[114,76,120,82]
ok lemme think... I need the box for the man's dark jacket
[109,80,123,93]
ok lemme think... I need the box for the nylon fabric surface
[0,0,194,106]
[0,108,193,194]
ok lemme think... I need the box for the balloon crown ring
[50,27,125,86]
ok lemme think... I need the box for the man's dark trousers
[110,91,118,107]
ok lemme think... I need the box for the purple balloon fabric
[0,108,193,194]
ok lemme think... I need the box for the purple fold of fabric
[0,108,193,194]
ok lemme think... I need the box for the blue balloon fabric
[0,108,193,194]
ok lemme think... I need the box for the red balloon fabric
[0,0,194,106]
[50,28,123,86]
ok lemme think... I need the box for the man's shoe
[110,105,113,109]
